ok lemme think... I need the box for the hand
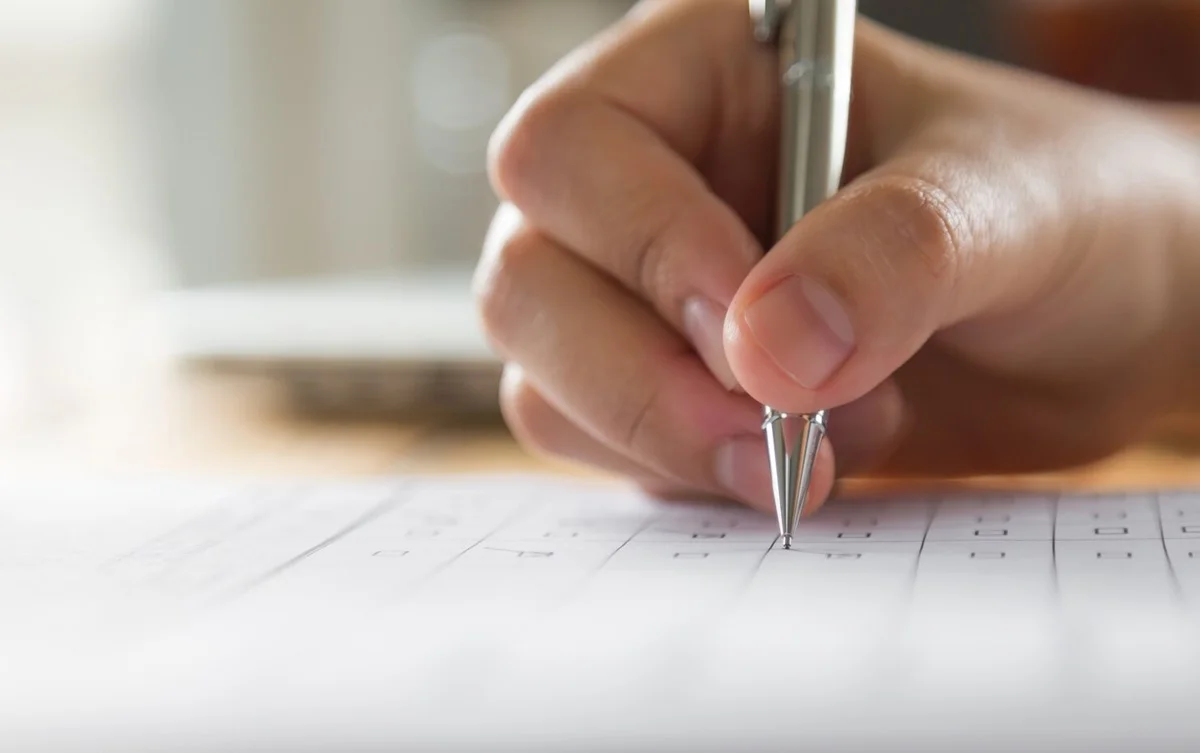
[474,0,1200,515]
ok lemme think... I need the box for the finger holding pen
[476,0,1200,515]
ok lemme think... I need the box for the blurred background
[2,0,1198,437]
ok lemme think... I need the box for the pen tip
[781,534,792,550]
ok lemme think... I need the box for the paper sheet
[3,475,1200,752]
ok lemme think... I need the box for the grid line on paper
[224,484,410,601]
[590,509,660,571]
[102,483,291,569]
[1155,491,1186,601]
[1049,492,1060,600]
[402,485,548,590]
[713,533,778,616]
[909,496,936,587]
[545,507,662,612]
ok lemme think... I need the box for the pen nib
[763,409,827,545]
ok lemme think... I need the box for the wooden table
[5,365,1197,502]
[0,366,561,479]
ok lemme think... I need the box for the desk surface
[4,367,1198,501]
[0,369,552,479]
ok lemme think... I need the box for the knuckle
[871,176,968,292]
[473,208,544,352]
[498,368,556,456]
[486,87,567,203]
[630,200,684,307]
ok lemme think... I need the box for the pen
[749,0,856,548]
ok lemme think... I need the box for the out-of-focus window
[150,1,634,287]
[0,1,159,424]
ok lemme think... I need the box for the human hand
[474,0,1200,515]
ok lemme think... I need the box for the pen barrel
[774,0,856,238]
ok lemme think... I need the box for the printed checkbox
[839,518,878,528]
[975,514,1011,524]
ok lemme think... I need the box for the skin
[473,0,1200,517]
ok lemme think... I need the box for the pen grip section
[774,0,855,237]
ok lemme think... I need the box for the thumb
[724,169,974,413]
[723,124,1097,414]
[721,20,1113,415]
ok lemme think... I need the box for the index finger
[488,2,931,391]
[487,0,773,363]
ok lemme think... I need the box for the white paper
[2,476,1200,752]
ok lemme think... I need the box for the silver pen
[749,0,856,549]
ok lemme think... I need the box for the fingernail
[742,277,855,390]
[683,296,740,392]
[714,435,773,510]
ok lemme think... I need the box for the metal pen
[749,0,856,548]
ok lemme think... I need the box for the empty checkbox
[837,532,872,539]
[1094,527,1130,536]
[975,515,1011,524]
[840,518,878,528]
[1097,551,1133,559]
[970,551,1006,559]
[674,552,710,559]
[974,529,1009,537]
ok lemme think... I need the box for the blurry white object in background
[159,275,501,416]
[410,26,511,176]
[151,0,633,284]
[0,0,143,51]
[149,0,631,415]
[0,0,167,429]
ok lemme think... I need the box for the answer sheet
[4,475,1200,752]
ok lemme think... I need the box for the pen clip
[749,0,791,44]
